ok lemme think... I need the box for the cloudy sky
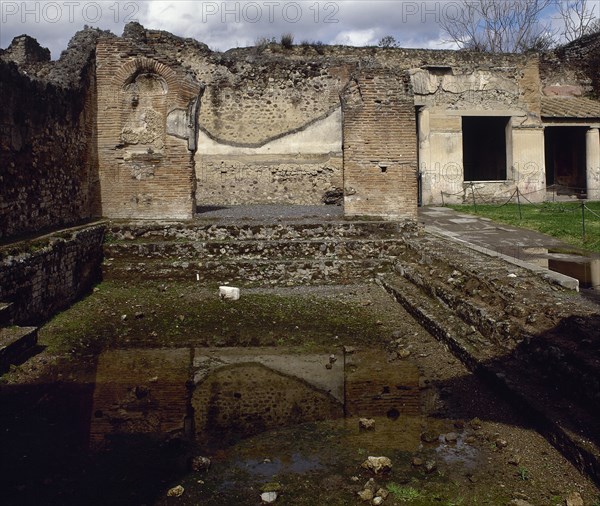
[0,0,576,58]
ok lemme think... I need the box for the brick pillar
[96,39,202,220]
[342,70,417,220]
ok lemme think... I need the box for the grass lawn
[448,201,600,253]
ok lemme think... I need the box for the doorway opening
[544,126,587,196]
[462,116,509,181]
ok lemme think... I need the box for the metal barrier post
[470,182,477,211]
[581,200,586,241]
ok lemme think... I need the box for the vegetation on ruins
[378,35,399,48]
[280,33,295,49]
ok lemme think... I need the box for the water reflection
[521,247,600,291]
[549,256,600,290]
[90,348,347,447]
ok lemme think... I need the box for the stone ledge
[425,225,580,291]
[0,326,38,373]
[103,257,394,285]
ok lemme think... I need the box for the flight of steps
[0,301,38,374]
[103,220,417,286]
[382,234,600,484]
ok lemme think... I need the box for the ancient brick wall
[342,68,418,219]
[114,26,351,207]
[0,225,105,325]
[7,23,597,225]
[0,55,97,240]
[96,36,203,219]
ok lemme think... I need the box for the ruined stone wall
[9,23,596,223]
[0,34,50,68]
[181,42,349,205]
[0,225,104,325]
[413,53,546,205]
[0,38,98,240]
[96,34,203,219]
[120,28,363,208]
[96,25,575,215]
[540,32,600,98]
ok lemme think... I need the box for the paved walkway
[418,206,599,293]
[418,206,566,259]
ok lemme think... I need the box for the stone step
[382,274,600,485]
[0,326,38,373]
[103,238,407,261]
[397,240,600,418]
[0,302,13,326]
[107,220,416,243]
[103,257,393,285]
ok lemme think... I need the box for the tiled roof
[541,97,600,118]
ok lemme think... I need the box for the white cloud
[0,0,572,57]
[0,0,145,58]
[332,28,377,46]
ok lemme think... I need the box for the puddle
[548,255,600,290]
[434,432,480,470]
[521,247,600,291]
[224,453,325,484]
[0,348,494,505]
[3,347,599,506]
[177,415,487,505]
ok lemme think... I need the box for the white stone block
[219,286,240,300]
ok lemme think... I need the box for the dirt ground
[1,280,599,505]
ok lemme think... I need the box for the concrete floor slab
[448,218,480,224]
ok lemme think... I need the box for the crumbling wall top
[540,31,600,98]
[0,27,114,89]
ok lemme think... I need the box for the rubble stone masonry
[1,25,599,237]
[0,225,104,325]
[0,47,97,239]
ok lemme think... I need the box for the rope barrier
[443,183,598,239]
[442,182,587,203]
[440,183,598,244]
[440,188,468,197]
[584,205,600,220]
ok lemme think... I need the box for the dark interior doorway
[544,126,587,194]
[462,116,508,181]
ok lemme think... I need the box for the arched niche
[123,71,168,96]
[120,71,168,154]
